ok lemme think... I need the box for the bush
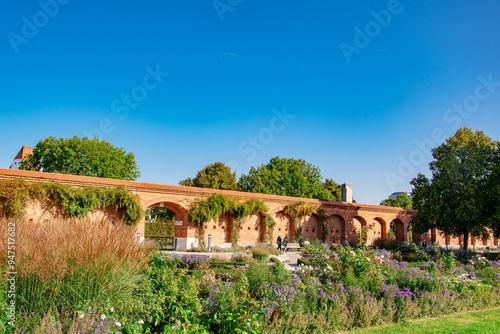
[373,238,400,250]
[251,246,270,261]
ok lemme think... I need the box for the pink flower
[100,315,106,320]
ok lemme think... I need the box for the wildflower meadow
[2,218,500,333]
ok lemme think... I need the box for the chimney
[341,183,352,203]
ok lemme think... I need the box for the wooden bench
[284,242,301,252]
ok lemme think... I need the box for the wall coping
[0,168,414,215]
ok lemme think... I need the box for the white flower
[100,315,106,320]
[350,251,356,256]
[114,322,121,327]
[366,257,370,261]
[78,313,84,320]
[380,255,385,258]
[110,307,114,313]
[138,320,144,325]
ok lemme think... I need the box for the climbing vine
[188,194,268,247]
[0,179,143,224]
[230,198,268,246]
[263,213,276,244]
[317,209,330,243]
[283,201,317,236]
[188,194,235,247]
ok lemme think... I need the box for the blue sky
[1,0,500,205]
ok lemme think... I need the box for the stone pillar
[341,183,352,203]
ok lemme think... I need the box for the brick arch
[391,218,406,243]
[327,214,346,244]
[144,199,193,245]
[144,199,189,222]
[369,217,387,241]
[300,213,322,241]
[346,216,366,244]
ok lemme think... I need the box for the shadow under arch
[145,200,192,245]
[371,217,387,240]
[390,218,406,243]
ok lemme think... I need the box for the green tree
[20,136,140,180]
[486,143,500,238]
[410,127,498,250]
[179,162,237,190]
[238,156,336,200]
[323,179,342,201]
[380,192,412,208]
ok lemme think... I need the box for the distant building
[9,146,33,170]
[389,191,411,200]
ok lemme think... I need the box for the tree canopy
[179,162,237,190]
[380,193,412,208]
[20,136,140,180]
[238,156,338,201]
[410,127,499,249]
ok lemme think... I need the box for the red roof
[14,146,33,160]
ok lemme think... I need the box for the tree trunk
[463,232,469,250]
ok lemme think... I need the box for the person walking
[277,235,282,251]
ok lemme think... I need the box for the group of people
[276,235,289,251]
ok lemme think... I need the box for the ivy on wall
[0,179,143,225]
[283,201,317,236]
[230,198,268,246]
[263,213,276,243]
[188,194,268,246]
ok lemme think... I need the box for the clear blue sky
[1,0,500,205]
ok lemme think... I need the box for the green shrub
[251,246,270,261]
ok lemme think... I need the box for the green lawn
[342,307,500,334]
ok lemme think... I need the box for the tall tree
[410,127,498,249]
[323,179,342,201]
[238,156,336,200]
[20,136,140,180]
[486,143,500,237]
[179,162,237,190]
[380,192,412,208]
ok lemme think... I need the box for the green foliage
[263,213,276,243]
[283,201,315,221]
[238,156,340,200]
[251,246,270,261]
[145,219,175,238]
[487,143,500,237]
[380,192,413,208]
[188,194,268,246]
[411,127,499,249]
[142,255,205,332]
[283,201,316,236]
[323,178,342,201]
[20,136,140,180]
[230,198,268,245]
[180,162,238,190]
[0,179,143,224]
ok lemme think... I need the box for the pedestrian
[283,237,289,251]
[422,241,427,248]
[332,237,336,244]
[277,235,282,251]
